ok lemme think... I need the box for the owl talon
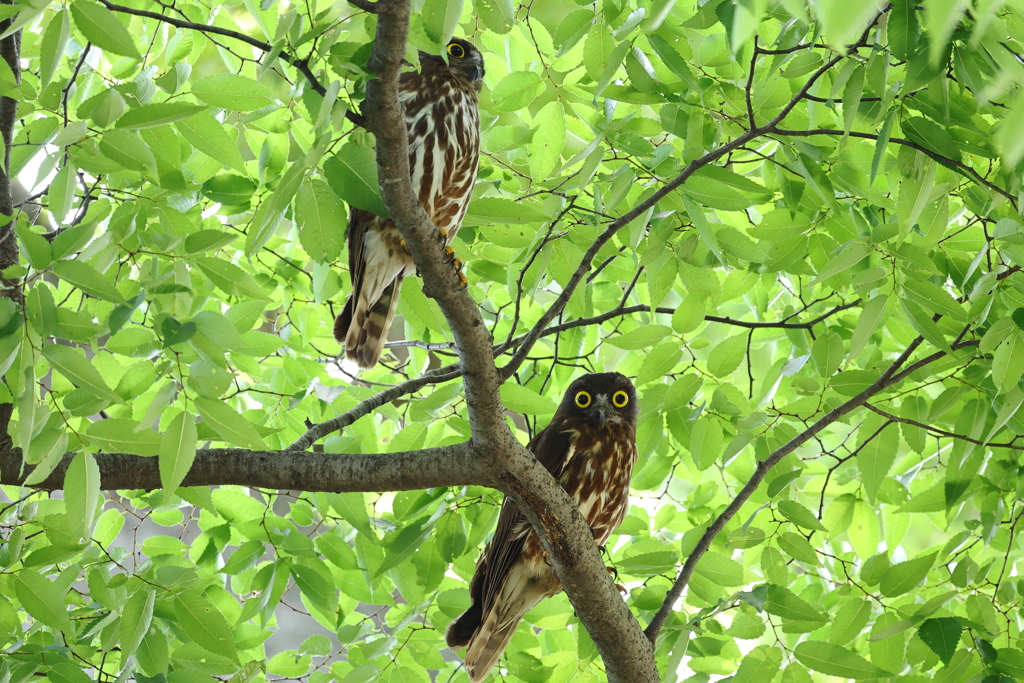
[400,239,411,255]
[444,245,457,263]
[542,551,552,567]
[438,228,449,244]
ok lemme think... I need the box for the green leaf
[606,325,672,350]
[116,102,207,129]
[192,257,270,301]
[529,101,566,182]
[184,229,239,254]
[324,145,386,217]
[329,492,373,537]
[159,410,198,498]
[901,116,962,162]
[636,341,683,386]
[16,225,52,270]
[500,383,557,415]
[616,551,678,574]
[849,294,888,358]
[793,641,892,679]
[733,645,783,683]
[53,259,128,305]
[901,299,954,356]
[888,0,919,60]
[422,0,464,44]
[925,0,969,66]
[490,71,544,112]
[465,197,548,224]
[71,0,140,59]
[64,452,99,540]
[689,417,723,471]
[777,531,819,565]
[880,551,937,597]
[43,345,125,405]
[859,421,898,504]
[706,334,746,376]
[221,540,265,575]
[297,178,345,263]
[15,569,73,632]
[100,129,157,175]
[996,648,1024,679]
[477,0,513,32]
[763,584,827,622]
[918,617,962,666]
[777,500,828,532]
[87,419,161,456]
[811,330,844,378]
[809,239,870,285]
[992,332,1024,394]
[291,562,338,618]
[175,111,246,172]
[39,9,70,92]
[829,599,871,646]
[120,590,155,660]
[192,74,273,111]
[693,551,744,586]
[377,522,433,577]
[717,227,768,262]
[173,592,239,662]
[830,370,878,396]
[682,194,725,265]
[194,397,267,450]
[48,162,76,226]
[246,161,304,254]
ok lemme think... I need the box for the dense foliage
[4,0,1024,681]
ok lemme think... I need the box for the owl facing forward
[334,38,484,368]
[446,373,640,682]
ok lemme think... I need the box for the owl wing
[445,420,573,649]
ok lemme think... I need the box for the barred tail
[334,275,404,369]
[461,610,521,683]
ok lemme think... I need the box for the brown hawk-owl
[335,38,484,368]
[446,373,640,682]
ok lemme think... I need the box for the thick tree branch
[358,3,657,680]
[0,1,19,447]
[0,444,489,491]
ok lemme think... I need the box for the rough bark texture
[0,444,491,492]
[357,3,659,680]
[0,2,20,448]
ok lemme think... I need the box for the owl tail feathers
[460,611,521,683]
[334,275,404,369]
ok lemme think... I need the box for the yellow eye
[574,391,591,408]
[612,390,629,408]
[447,42,465,58]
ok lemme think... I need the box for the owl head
[441,38,485,85]
[557,372,639,427]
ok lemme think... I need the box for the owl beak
[467,65,482,82]
[592,395,611,426]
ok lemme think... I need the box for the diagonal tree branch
[643,338,979,640]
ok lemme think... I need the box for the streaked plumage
[335,38,484,368]
[446,373,640,682]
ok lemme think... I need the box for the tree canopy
[3,0,1024,681]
